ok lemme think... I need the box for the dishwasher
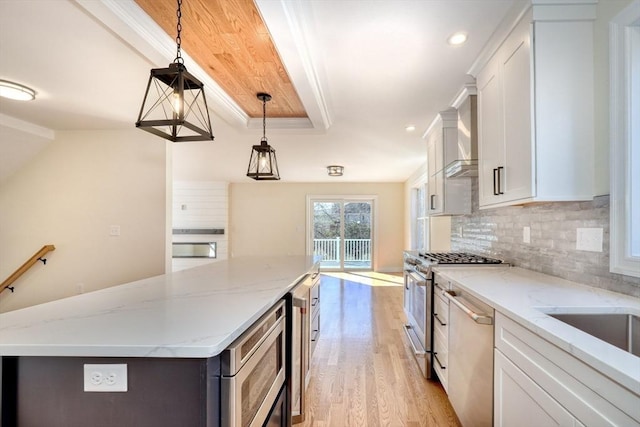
[445,283,494,427]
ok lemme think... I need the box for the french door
[308,197,375,271]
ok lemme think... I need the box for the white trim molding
[255,0,333,131]
[610,0,640,278]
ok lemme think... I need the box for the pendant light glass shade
[247,93,280,180]
[135,0,213,142]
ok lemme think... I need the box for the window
[412,182,428,252]
[610,1,640,277]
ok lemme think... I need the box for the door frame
[306,195,378,271]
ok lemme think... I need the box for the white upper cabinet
[476,2,596,209]
[425,110,471,216]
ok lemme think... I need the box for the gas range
[402,251,506,379]
[404,251,504,276]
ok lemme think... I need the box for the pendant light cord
[174,0,184,64]
[262,97,267,142]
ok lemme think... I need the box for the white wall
[0,129,168,312]
[229,182,404,272]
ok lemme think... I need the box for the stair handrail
[1,245,56,294]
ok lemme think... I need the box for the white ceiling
[0,0,518,183]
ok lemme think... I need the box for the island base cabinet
[495,350,583,427]
[495,312,640,427]
[1,356,217,427]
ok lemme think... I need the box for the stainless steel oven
[220,300,287,427]
[402,251,504,380]
[403,252,433,378]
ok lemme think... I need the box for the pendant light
[246,93,280,180]
[136,0,214,142]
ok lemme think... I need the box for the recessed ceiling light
[0,79,36,101]
[405,125,416,132]
[447,32,468,46]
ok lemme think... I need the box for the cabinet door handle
[444,290,493,325]
[434,312,447,326]
[497,166,504,195]
[430,194,436,210]
[434,353,446,370]
[493,168,499,195]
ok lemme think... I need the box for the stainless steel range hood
[446,84,478,178]
[445,159,478,178]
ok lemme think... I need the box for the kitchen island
[0,255,318,427]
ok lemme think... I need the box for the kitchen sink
[549,312,640,357]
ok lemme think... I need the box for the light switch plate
[84,364,128,392]
[523,226,531,244]
[576,228,603,252]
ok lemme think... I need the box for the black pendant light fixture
[246,93,280,180]
[136,0,214,142]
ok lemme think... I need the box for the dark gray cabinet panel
[1,356,221,427]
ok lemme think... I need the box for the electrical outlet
[576,228,603,252]
[109,225,121,236]
[523,226,531,244]
[84,364,127,392]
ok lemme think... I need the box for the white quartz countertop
[432,266,640,394]
[0,255,317,358]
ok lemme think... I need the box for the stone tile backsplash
[450,179,640,298]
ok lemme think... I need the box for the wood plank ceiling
[134,0,307,119]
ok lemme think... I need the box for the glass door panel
[313,201,342,269]
[344,202,372,270]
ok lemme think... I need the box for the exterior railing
[313,238,371,262]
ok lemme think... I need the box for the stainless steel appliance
[291,275,310,423]
[402,251,503,379]
[290,265,320,424]
[403,253,432,377]
[220,300,287,427]
[445,284,494,427]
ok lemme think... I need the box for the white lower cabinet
[495,350,582,427]
[309,273,321,360]
[432,275,450,392]
[494,312,639,427]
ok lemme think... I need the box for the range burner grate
[418,252,503,265]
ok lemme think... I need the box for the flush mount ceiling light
[0,79,36,101]
[135,0,213,142]
[405,125,416,132]
[447,32,468,46]
[327,165,344,177]
[247,93,280,181]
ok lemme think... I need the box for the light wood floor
[301,272,461,427]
